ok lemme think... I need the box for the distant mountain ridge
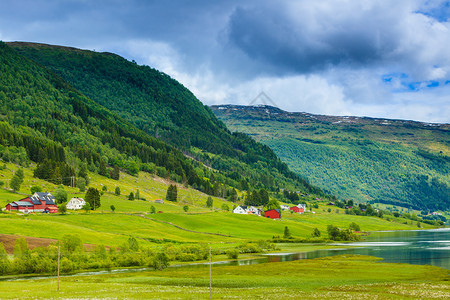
[211,104,450,211]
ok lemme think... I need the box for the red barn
[5,192,58,213]
[5,200,34,212]
[264,209,281,219]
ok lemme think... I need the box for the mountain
[211,105,450,211]
[1,41,327,201]
[0,41,204,186]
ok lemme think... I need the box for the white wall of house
[233,206,248,214]
[67,198,86,210]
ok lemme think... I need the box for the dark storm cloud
[225,4,397,74]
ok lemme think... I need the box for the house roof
[31,192,56,205]
[13,201,34,207]
[68,197,85,203]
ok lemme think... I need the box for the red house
[290,206,305,214]
[264,209,281,219]
[5,192,58,213]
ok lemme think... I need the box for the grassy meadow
[0,255,448,299]
[0,161,437,252]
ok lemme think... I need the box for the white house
[247,206,261,215]
[296,203,306,210]
[233,205,248,214]
[280,204,290,211]
[66,197,86,210]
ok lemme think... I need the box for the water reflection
[268,228,450,269]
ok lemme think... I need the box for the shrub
[312,228,321,237]
[30,186,42,194]
[152,252,169,270]
[349,222,361,231]
[226,249,239,259]
[60,257,74,273]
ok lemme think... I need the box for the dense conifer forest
[212,105,450,211]
[0,42,326,202]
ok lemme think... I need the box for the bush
[226,249,239,259]
[30,186,42,194]
[152,252,169,270]
[349,222,361,231]
[312,228,321,237]
[60,257,74,273]
[206,196,213,208]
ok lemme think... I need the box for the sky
[1,0,449,123]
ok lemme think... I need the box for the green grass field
[0,160,438,251]
[0,255,448,299]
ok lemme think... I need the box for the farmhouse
[66,197,86,210]
[233,205,248,214]
[154,199,164,204]
[247,206,262,216]
[290,203,306,214]
[5,192,58,213]
[264,209,281,219]
[280,204,290,211]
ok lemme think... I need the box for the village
[4,190,308,220]
[4,192,85,214]
[232,203,306,219]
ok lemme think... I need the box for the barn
[5,192,58,213]
[264,209,281,219]
[5,201,34,213]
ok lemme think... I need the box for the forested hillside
[8,42,325,198]
[0,41,210,187]
[212,105,450,211]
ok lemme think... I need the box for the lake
[259,228,450,269]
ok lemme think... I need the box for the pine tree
[10,169,24,192]
[85,187,101,210]
[114,186,121,195]
[166,184,177,202]
[112,165,120,180]
[206,196,213,208]
[283,226,291,239]
[99,159,107,176]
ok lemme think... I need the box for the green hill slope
[8,42,325,197]
[211,105,450,211]
[0,41,208,190]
